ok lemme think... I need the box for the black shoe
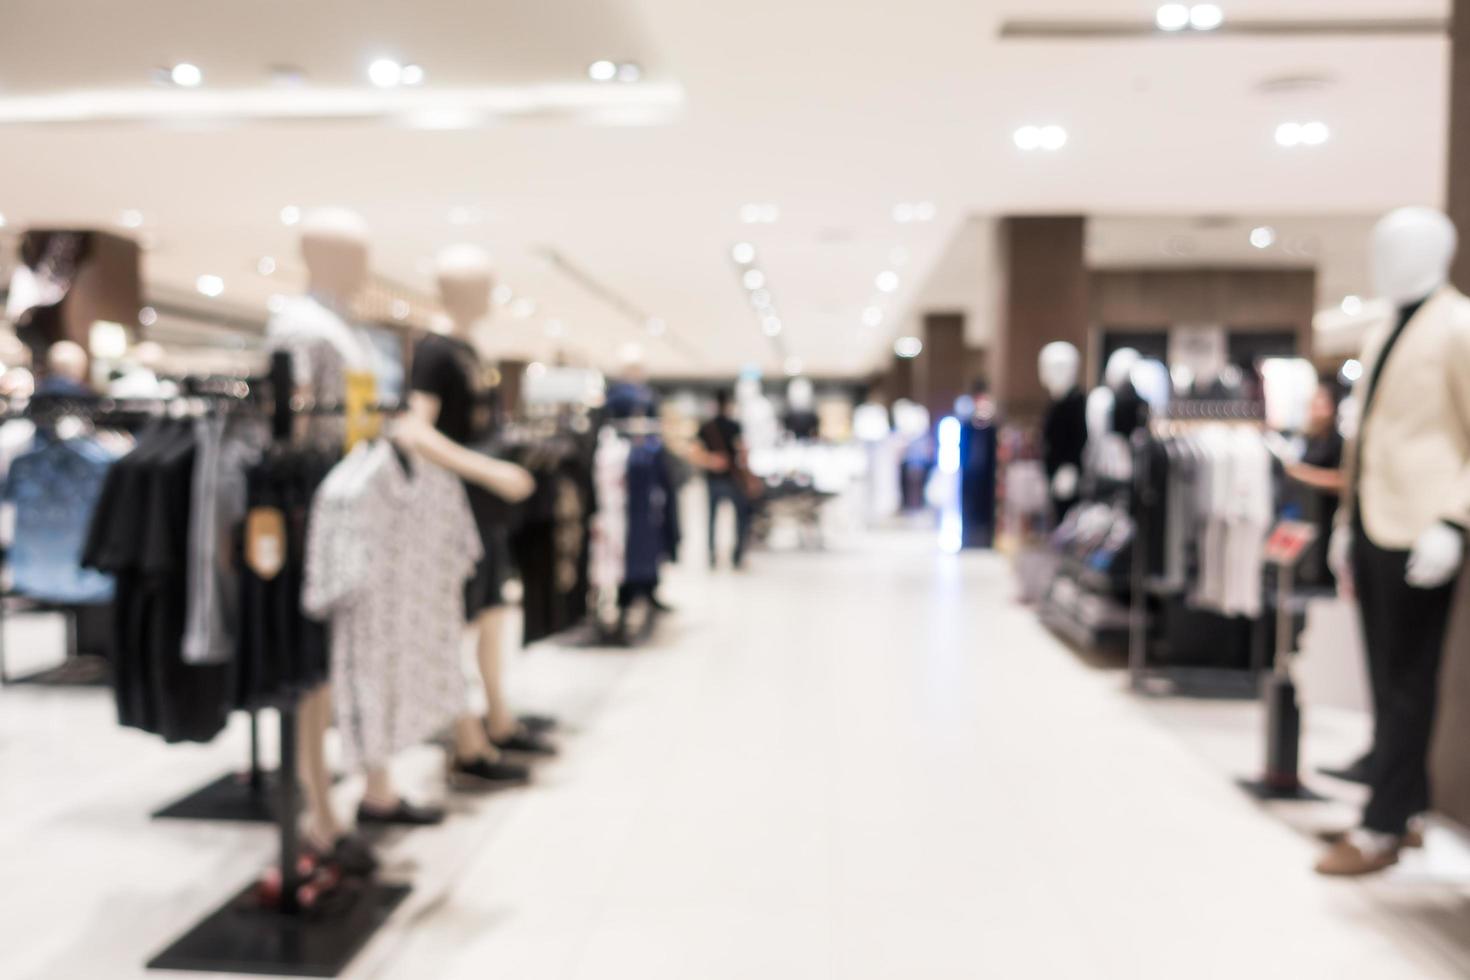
[328,834,379,877]
[518,713,558,734]
[356,799,445,826]
[1320,752,1373,786]
[450,756,531,789]
[649,594,676,613]
[493,729,558,757]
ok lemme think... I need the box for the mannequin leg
[297,682,342,849]
[476,606,518,742]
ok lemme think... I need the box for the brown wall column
[996,216,1089,422]
[1452,0,1470,290]
[917,311,967,421]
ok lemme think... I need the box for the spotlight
[196,275,225,298]
[170,62,203,87]
[1249,226,1276,249]
[588,60,618,82]
[368,58,403,88]
[1155,4,1190,31]
[732,242,756,264]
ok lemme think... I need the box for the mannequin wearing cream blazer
[1343,285,1470,549]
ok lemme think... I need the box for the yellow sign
[344,370,380,450]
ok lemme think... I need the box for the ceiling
[0,0,1453,377]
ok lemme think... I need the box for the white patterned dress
[303,442,481,771]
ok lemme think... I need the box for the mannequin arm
[398,392,534,502]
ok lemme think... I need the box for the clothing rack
[150,351,409,977]
[1128,400,1272,699]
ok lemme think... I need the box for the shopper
[696,389,753,569]
[1283,381,1346,589]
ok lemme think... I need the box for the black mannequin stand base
[148,878,410,977]
[1237,672,1324,802]
[152,770,280,822]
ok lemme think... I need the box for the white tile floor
[3,527,1470,979]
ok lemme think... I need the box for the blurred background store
[3,1,1470,978]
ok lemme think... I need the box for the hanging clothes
[83,420,232,743]
[5,432,120,604]
[505,437,593,646]
[589,430,630,595]
[623,436,680,594]
[302,442,481,772]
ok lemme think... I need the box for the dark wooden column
[995,217,1090,422]
[918,311,966,421]
[887,352,915,403]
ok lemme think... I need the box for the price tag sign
[1264,520,1319,570]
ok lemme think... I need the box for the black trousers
[1353,524,1460,834]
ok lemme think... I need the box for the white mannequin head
[47,340,89,383]
[1038,341,1081,400]
[787,376,814,411]
[618,342,647,382]
[1372,206,1458,305]
[1103,347,1140,390]
[300,207,370,301]
[436,244,493,333]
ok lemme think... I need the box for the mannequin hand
[1052,465,1079,500]
[1328,525,1354,597]
[1406,522,1465,589]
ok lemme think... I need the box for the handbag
[706,419,762,500]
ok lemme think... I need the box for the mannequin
[398,245,545,781]
[1038,342,1087,521]
[735,374,779,453]
[266,207,427,867]
[1085,347,1142,481]
[1317,206,1470,876]
[784,376,819,440]
[606,344,656,419]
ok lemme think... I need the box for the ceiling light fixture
[0,213,8,228]
[742,268,767,291]
[510,297,537,319]
[257,256,277,276]
[392,299,411,320]
[762,315,783,337]
[1189,4,1225,30]
[1275,121,1329,148]
[892,203,915,224]
[399,64,425,86]
[195,274,225,298]
[1014,125,1067,151]
[170,62,203,88]
[1249,226,1276,249]
[862,306,884,328]
[268,294,287,314]
[545,319,565,338]
[138,306,158,328]
[1299,121,1330,146]
[875,270,900,293]
[492,284,514,306]
[279,204,301,226]
[1341,295,1364,316]
[588,60,618,82]
[732,242,756,264]
[617,63,643,83]
[368,58,404,89]
[749,288,773,309]
[119,209,144,229]
[1340,359,1363,384]
[1155,4,1191,31]
[894,336,923,359]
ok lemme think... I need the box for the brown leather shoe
[1316,826,1424,849]
[1315,838,1402,876]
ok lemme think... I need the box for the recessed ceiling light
[749,289,773,309]
[913,201,936,222]
[741,203,779,224]
[118,209,144,229]
[784,356,804,377]
[1014,126,1042,150]
[646,317,666,337]
[196,274,224,298]
[617,62,642,83]
[732,242,756,264]
[1340,358,1363,383]
[280,204,301,226]
[892,203,915,224]
[588,60,618,82]
[392,299,411,320]
[170,62,203,87]
[1299,121,1330,146]
[492,284,514,306]
[1341,295,1364,315]
[875,270,900,293]
[862,306,884,327]
[742,268,767,291]
[368,58,404,89]
[1189,4,1224,30]
[1155,4,1190,31]
[1015,125,1067,151]
[526,362,547,379]
[257,256,277,276]
[762,315,783,337]
[1039,125,1068,150]
[510,297,536,319]
[1275,122,1302,147]
[400,64,425,86]
[894,336,923,359]
[138,306,158,328]
[0,213,8,228]
[1249,226,1276,249]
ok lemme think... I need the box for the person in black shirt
[696,389,752,569]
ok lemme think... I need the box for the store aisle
[1,531,1466,979]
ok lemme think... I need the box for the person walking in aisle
[696,389,754,569]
